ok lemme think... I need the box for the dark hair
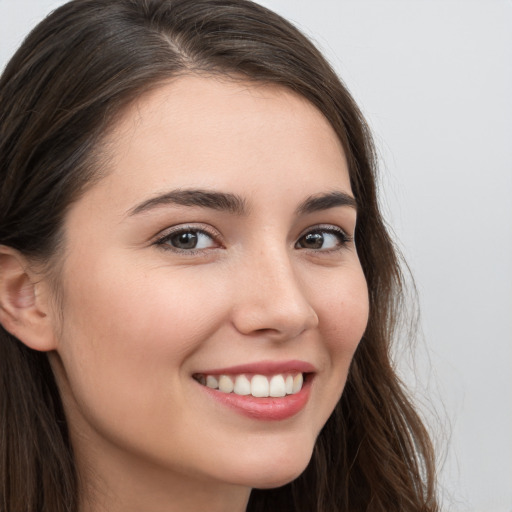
[0,1,438,510]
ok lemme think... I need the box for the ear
[0,245,57,352]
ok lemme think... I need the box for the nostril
[230,270,318,338]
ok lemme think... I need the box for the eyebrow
[295,191,357,215]
[127,189,249,217]
[127,188,357,217]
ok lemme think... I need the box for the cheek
[299,261,368,377]
[318,265,369,350]
[60,251,224,340]
[313,263,369,408]
[52,260,238,457]
[55,259,226,403]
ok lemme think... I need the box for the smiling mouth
[193,372,306,398]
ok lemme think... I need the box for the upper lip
[194,359,316,376]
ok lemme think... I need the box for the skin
[40,76,370,511]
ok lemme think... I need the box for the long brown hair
[0,1,438,510]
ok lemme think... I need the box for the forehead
[86,75,352,216]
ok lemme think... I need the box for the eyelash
[154,224,352,254]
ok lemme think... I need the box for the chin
[249,465,308,490]
[223,441,314,490]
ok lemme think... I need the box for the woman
[0,1,438,511]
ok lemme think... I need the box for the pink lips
[197,360,316,376]
[194,360,315,421]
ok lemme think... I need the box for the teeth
[285,375,293,394]
[251,375,270,397]
[292,373,303,394]
[197,372,305,397]
[218,375,234,393]
[206,375,218,389]
[234,375,251,395]
[269,375,286,397]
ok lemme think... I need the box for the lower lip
[197,376,312,421]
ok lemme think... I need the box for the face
[48,76,369,500]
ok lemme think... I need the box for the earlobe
[0,246,57,352]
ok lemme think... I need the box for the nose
[231,250,319,341]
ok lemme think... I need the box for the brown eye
[295,228,349,251]
[298,232,324,249]
[158,229,217,251]
[169,232,199,249]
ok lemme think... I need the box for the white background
[1,1,511,511]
